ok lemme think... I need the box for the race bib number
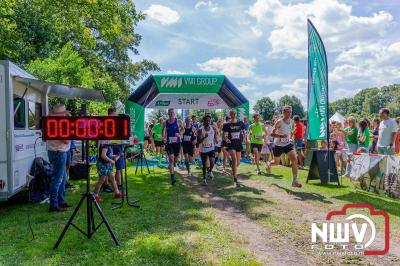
[231,132,240,140]
[280,138,291,143]
[254,134,263,139]
[203,142,212,148]
[157,134,162,139]
[169,137,178,143]
[183,135,191,142]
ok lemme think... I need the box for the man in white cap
[47,104,71,212]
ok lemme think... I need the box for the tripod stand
[133,143,150,175]
[112,145,140,209]
[54,140,119,249]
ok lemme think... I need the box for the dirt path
[177,169,316,266]
[176,167,400,266]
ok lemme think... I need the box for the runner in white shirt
[197,113,218,186]
[271,105,301,188]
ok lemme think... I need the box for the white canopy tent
[329,112,345,124]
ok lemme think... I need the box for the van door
[0,64,8,200]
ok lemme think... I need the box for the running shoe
[207,171,214,180]
[234,177,241,188]
[113,192,125,199]
[257,170,262,175]
[186,173,193,178]
[292,181,302,188]
[171,175,177,185]
[202,179,208,186]
[95,196,103,203]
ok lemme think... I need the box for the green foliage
[0,0,159,112]
[189,109,223,122]
[254,95,305,120]
[330,84,400,118]
[277,95,305,117]
[253,97,276,121]
[148,109,168,123]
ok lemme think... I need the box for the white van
[0,60,104,201]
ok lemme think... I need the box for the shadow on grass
[0,163,216,265]
[272,184,333,204]
[333,190,400,217]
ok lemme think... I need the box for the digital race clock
[42,115,130,140]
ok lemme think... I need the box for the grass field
[1,161,400,265]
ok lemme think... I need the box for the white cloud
[197,57,257,78]
[331,41,400,85]
[144,4,180,25]
[332,88,361,100]
[195,1,219,13]
[247,0,394,58]
[267,78,308,106]
[251,26,263,38]
[238,83,257,93]
[166,70,186,74]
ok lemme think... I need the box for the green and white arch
[126,74,249,142]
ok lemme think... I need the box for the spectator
[395,117,400,154]
[332,122,346,175]
[377,108,398,155]
[343,117,358,177]
[47,104,71,212]
[371,118,380,154]
[357,118,370,150]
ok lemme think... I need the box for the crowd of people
[143,106,303,188]
[45,103,399,212]
[329,108,400,176]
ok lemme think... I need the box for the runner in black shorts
[163,109,184,185]
[222,109,245,187]
[197,113,217,186]
[182,117,197,177]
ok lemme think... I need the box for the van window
[13,97,26,129]
[28,101,42,130]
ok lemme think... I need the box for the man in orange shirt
[293,116,305,168]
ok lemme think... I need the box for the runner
[215,118,223,167]
[223,109,245,187]
[153,117,164,163]
[163,108,183,185]
[221,116,231,174]
[191,115,201,166]
[293,115,305,169]
[243,116,250,159]
[182,117,197,177]
[248,113,264,175]
[271,105,302,188]
[261,122,272,174]
[197,113,217,186]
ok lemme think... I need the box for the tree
[253,97,275,121]
[147,109,167,123]
[0,0,159,104]
[277,95,305,118]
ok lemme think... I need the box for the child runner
[197,113,217,186]
[223,109,245,187]
[271,105,302,188]
[248,113,264,175]
[94,142,124,202]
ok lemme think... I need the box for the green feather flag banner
[307,19,328,141]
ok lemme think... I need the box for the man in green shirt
[248,113,265,175]
[153,117,164,161]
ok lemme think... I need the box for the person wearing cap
[197,113,218,186]
[163,108,183,185]
[47,104,71,212]
[248,113,265,175]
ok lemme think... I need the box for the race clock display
[42,115,130,140]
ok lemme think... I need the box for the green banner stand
[125,100,145,142]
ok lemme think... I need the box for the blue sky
[132,0,400,109]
